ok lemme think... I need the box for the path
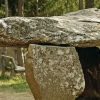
[0,91,35,100]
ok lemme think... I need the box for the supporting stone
[25,44,85,100]
[76,47,100,100]
[25,58,42,100]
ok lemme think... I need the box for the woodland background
[0,0,100,18]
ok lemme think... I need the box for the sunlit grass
[0,74,31,93]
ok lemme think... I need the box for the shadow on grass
[0,75,9,80]
[0,75,31,93]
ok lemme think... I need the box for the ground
[0,91,35,100]
[0,71,35,100]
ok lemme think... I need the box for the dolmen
[0,8,100,100]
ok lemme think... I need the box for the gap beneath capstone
[32,43,71,47]
[75,47,100,100]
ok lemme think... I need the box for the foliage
[0,0,5,18]
[24,0,79,17]
[94,0,100,8]
[0,0,100,18]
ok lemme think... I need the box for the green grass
[0,75,31,93]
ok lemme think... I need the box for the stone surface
[26,44,85,100]
[0,8,100,47]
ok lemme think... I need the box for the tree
[85,0,94,8]
[34,0,38,16]
[1,0,100,18]
[17,0,24,67]
[5,0,8,17]
[18,0,24,16]
[79,0,83,10]
[2,0,8,56]
[17,48,24,66]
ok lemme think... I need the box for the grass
[0,73,31,93]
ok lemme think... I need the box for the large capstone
[25,44,85,100]
[0,8,100,47]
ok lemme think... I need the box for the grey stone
[26,44,85,100]
[0,8,100,47]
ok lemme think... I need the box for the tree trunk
[17,0,24,67]
[79,0,83,10]
[3,0,8,55]
[18,0,24,16]
[75,47,100,100]
[5,0,8,17]
[34,0,38,16]
[85,0,94,9]
[17,48,24,66]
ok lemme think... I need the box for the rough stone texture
[0,8,100,47]
[26,44,85,100]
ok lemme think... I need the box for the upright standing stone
[25,44,85,100]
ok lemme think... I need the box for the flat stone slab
[0,8,100,47]
[26,44,85,100]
